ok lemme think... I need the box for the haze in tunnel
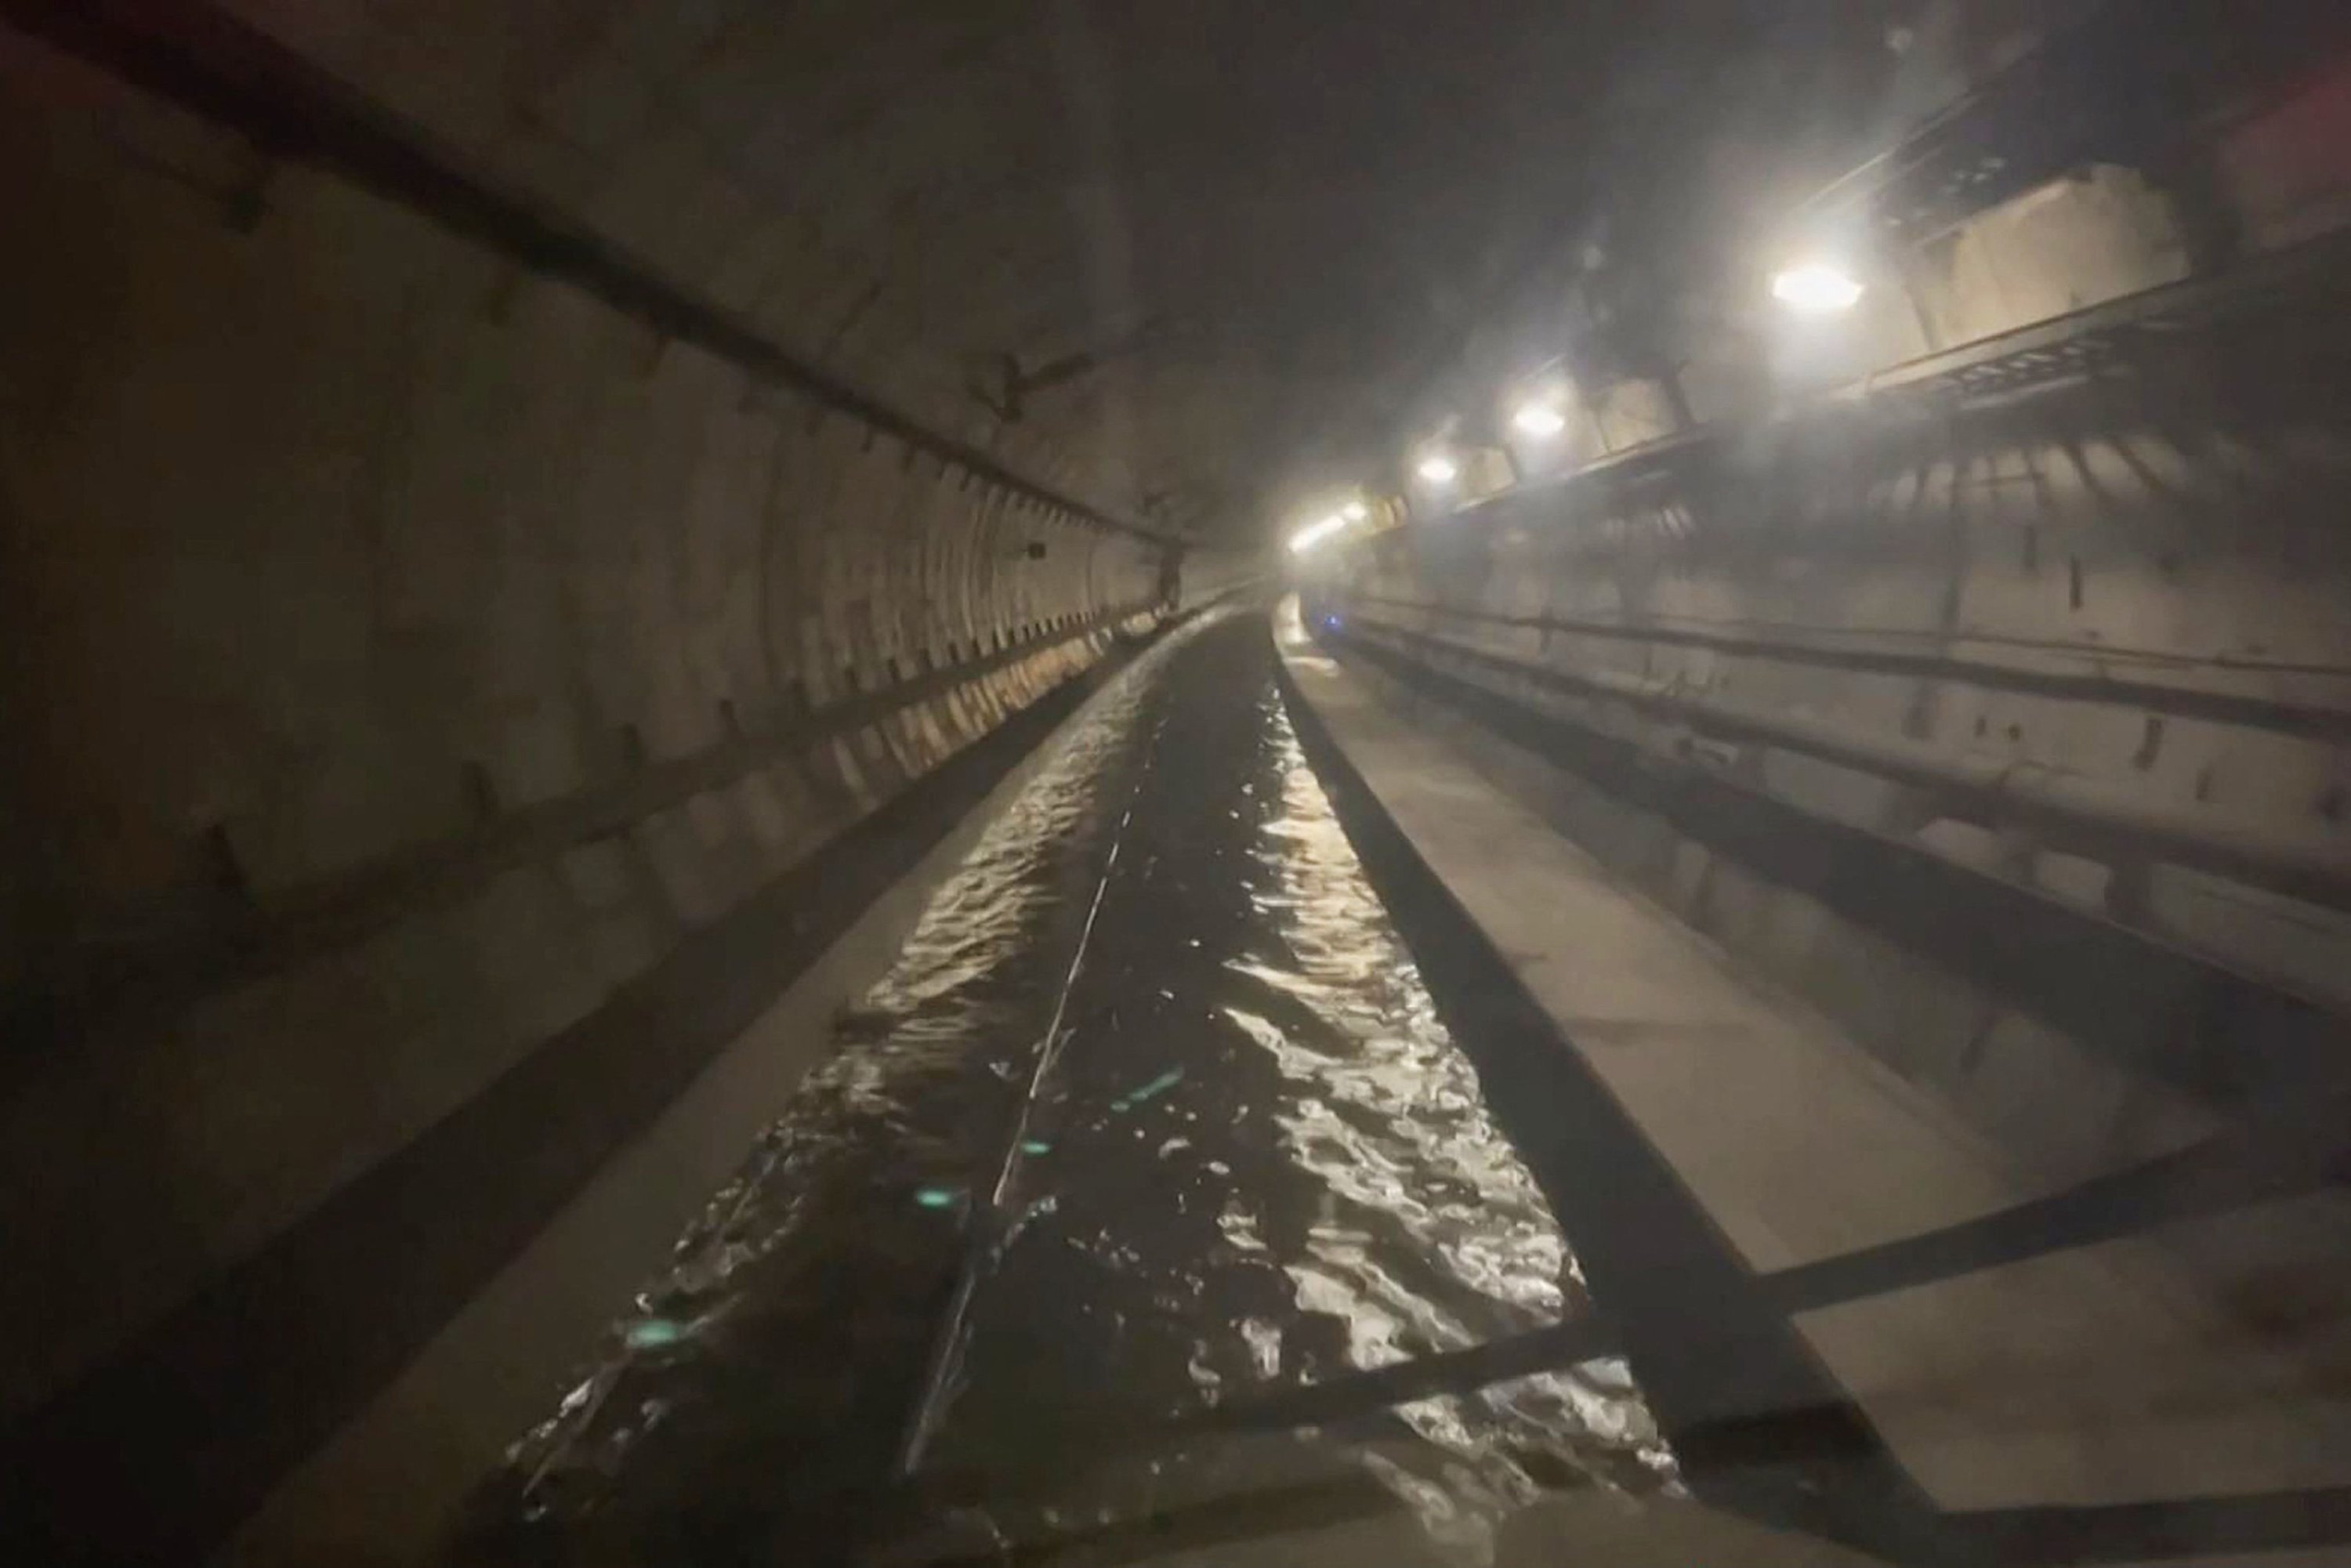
[5,1,2351,1565]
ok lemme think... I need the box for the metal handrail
[1347,616,2351,916]
[1342,593,2351,742]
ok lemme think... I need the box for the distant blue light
[1324,614,1342,632]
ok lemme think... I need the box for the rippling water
[458,614,1671,1565]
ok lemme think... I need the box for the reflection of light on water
[498,627,1200,1501]
[1230,687,1678,1524]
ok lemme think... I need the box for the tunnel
[6,2,2351,1564]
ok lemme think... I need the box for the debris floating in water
[1007,1193,1060,1244]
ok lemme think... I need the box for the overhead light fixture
[1770,262,1865,314]
[1288,513,1349,556]
[1416,454,1458,486]
[1511,401,1567,440]
[1342,501,1369,522]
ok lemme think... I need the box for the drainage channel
[455,610,1672,1565]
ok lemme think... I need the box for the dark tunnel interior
[7,2,2351,1565]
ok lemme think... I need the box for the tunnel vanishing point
[7,2,2351,1565]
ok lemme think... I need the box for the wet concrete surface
[455,610,1672,1564]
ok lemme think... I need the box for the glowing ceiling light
[1770,262,1865,314]
[1288,514,1348,555]
[1511,401,1568,440]
[1416,454,1458,486]
[1342,501,1369,522]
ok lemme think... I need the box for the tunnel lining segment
[9,599,1161,1064]
[1323,622,2346,1114]
[0,0,1174,548]
[1431,217,2351,545]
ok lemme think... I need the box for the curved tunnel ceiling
[193,0,1917,536]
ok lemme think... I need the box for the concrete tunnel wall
[2,4,2344,1559]
[1323,154,2351,1194]
[0,30,1265,1561]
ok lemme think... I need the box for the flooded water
[458,611,1672,1566]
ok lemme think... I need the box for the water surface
[466,614,1671,1564]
